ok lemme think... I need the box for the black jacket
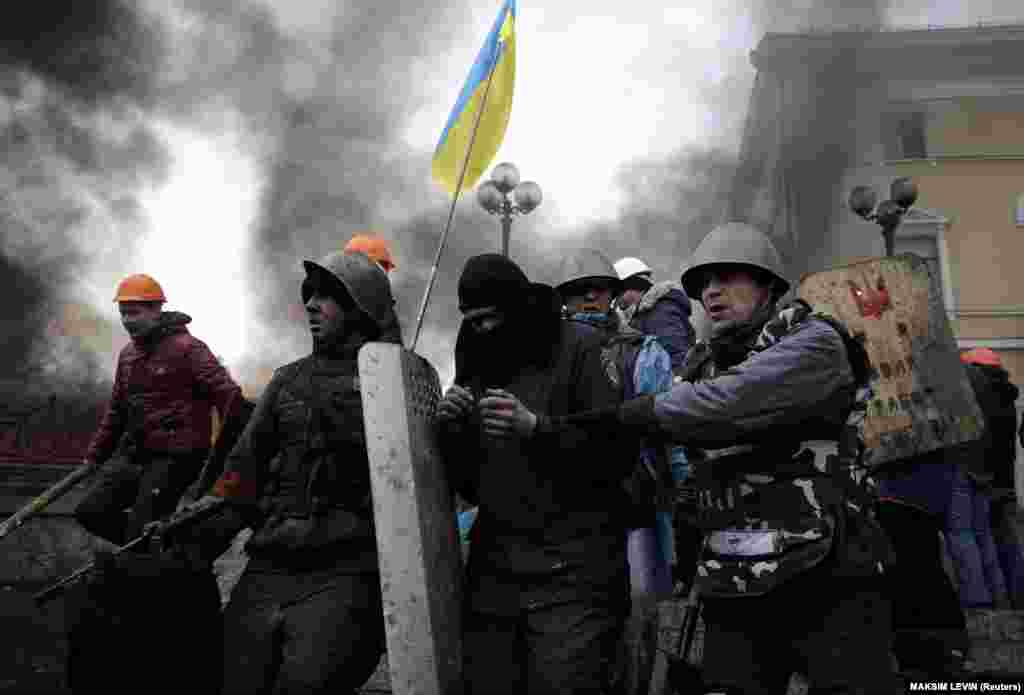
[214,351,378,572]
[964,363,1020,490]
[441,320,638,613]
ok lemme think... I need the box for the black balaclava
[454,254,561,389]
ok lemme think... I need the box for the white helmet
[613,257,653,282]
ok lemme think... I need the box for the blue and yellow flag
[431,0,516,196]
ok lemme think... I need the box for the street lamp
[848,177,919,257]
[476,162,543,257]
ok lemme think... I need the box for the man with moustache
[515,223,900,694]
[194,250,401,694]
[75,273,243,546]
[436,253,638,695]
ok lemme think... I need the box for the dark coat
[628,281,695,375]
[86,312,242,464]
[964,362,1020,489]
[212,350,379,572]
[441,320,639,613]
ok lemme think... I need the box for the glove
[618,395,659,432]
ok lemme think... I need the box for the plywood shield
[798,253,984,469]
[358,343,462,695]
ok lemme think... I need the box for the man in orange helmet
[344,233,396,274]
[74,273,244,546]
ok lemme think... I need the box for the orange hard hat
[961,347,1002,368]
[113,274,166,303]
[344,233,395,272]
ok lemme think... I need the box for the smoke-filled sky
[1,0,1022,401]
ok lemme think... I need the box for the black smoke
[564,1,892,294]
[0,0,166,434]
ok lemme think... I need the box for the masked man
[436,253,639,695]
[198,250,401,694]
[75,273,243,546]
[523,224,900,694]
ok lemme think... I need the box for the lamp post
[848,177,919,257]
[476,162,543,257]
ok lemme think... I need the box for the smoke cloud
[0,1,166,437]
[2,0,1023,410]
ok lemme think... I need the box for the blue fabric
[633,335,672,395]
[458,507,478,545]
[669,445,690,485]
[630,285,694,374]
[946,466,1007,608]
[877,455,954,516]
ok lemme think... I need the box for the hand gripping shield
[798,253,984,468]
[358,343,462,695]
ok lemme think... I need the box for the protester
[556,249,676,695]
[76,273,244,546]
[528,223,900,693]
[961,347,1022,607]
[613,256,695,379]
[196,251,402,694]
[436,253,638,695]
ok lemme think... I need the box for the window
[1016,193,1024,227]
[883,111,928,160]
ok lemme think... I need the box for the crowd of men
[59,223,1023,694]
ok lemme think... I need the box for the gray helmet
[555,249,622,296]
[679,222,790,301]
[302,250,396,330]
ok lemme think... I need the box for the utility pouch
[697,517,835,598]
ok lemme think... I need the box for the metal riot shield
[798,253,984,468]
[358,343,462,695]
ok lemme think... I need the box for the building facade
[731,24,1024,493]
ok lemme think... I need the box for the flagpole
[410,44,503,354]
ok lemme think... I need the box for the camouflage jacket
[654,301,881,597]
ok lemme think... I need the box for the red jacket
[86,312,242,464]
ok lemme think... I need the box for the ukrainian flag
[431,0,516,196]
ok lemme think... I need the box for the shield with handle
[359,343,462,695]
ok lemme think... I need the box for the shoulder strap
[811,313,872,389]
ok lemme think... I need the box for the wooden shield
[358,343,462,695]
[798,253,984,469]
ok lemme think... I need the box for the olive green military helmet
[555,249,622,296]
[679,222,790,301]
[301,250,396,330]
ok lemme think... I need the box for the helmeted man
[436,253,638,695]
[75,273,243,546]
[957,348,1017,607]
[66,273,242,695]
[192,251,400,694]
[960,348,1024,609]
[613,256,695,379]
[555,249,676,695]
[526,223,900,694]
